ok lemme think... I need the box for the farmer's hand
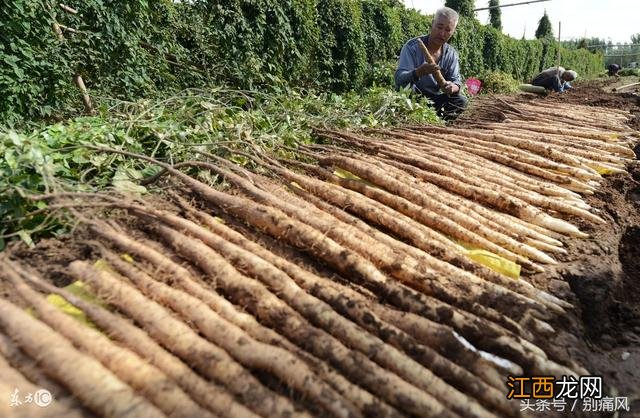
[415,62,440,78]
[442,81,460,95]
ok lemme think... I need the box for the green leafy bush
[479,71,519,94]
[315,0,366,91]
[618,68,640,77]
[1,0,604,125]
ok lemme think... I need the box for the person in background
[531,67,577,93]
[607,63,621,77]
[394,7,467,120]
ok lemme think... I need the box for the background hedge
[2,0,603,124]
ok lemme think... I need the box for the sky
[402,0,639,44]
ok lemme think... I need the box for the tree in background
[444,0,475,19]
[577,38,588,49]
[488,0,501,31]
[534,11,553,39]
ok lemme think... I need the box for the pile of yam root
[1,98,637,418]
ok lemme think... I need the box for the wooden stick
[58,24,78,34]
[613,82,640,92]
[74,73,94,114]
[59,3,78,14]
[52,22,64,40]
[416,38,447,90]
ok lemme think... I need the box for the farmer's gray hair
[564,70,578,81]
[433,7,459,25]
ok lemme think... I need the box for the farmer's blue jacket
[394,35,463,96]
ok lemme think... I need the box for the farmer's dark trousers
[424,92,468,120]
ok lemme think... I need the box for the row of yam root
[1,99,638,418]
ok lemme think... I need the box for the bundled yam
[482,126,636,159]
[186,158,534,333]
[530,101,631,119]
[148,223,466,418]
[167,188,564,374]
[149,224,499,418]
[256,172,551,315]
[144,192,517,412]
[468,99,630,132]
[256,167,558,341]
[385,129,598,192]
[498,120,627,142]
[269,177,567,315]
[60,172,557,370]
[56,193,398,417]
[98,249,361,418]
[86,218,455,418]
[298,153,557,266]
[372,157,589,240]
[390,127,600,182]
[314,145,569,253]
[413,125,587,168]
[389,135,593,205]
[369,142,604,223]
[69,203,400,417]
[511,103,633,132]
[179,206,520,416]
[314,152,584,237]
[467,128,632,171]
[0,298,165,418]
[68,260,305,418]
[0,333,71,403]
[9,262,257,418]
[2,261,215,418]
[389,135,583,200]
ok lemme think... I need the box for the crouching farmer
[394,7,468,120]
[531,67,577,93]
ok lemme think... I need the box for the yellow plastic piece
[466,248,521,279]
[595,166,616,175]
[94,258,115,272]
[457,240,521,279]
[45,281,102,329]
[334,168,363,181]
[333,168,380,189]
